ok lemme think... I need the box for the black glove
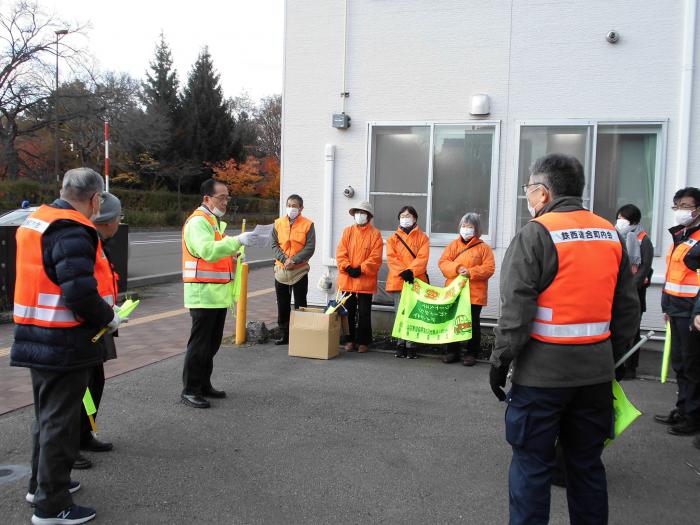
[399,269,414,284]
[489,365,508,402]
[614,363,625,382]
[346,266,361,278]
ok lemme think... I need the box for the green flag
[83,388,96,416]
[392,276,472,344]
[661,321,671,383]
[232,250,244,303]
[604,380,641,447]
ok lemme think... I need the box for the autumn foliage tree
[213,155,280,199]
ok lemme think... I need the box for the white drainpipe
[676,0,697,189]
[323,144,337,268]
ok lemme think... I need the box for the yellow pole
[235,262,249,344]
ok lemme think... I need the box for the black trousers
[670,315,700,421]
[29,367,89,515]
[345,293,373,345]
[275,274,308,336]
[465,305,482,357]
[79,364,105,442]
[182,308,227,395]
[627,287,648,370]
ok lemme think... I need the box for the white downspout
[677,0,697,189]
[323,144,336,268]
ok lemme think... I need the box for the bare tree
[256,94,281,160]
[0,1,88,179]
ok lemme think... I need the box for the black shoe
[32,504,96,524]
[80,435,113,452]
[407,348,418,359]
[203,387,227,399]
[72,453,92,470]
[181,394,210,408]
[654,409,685,426]
[621,367,637,380]
[394,348,407,358]
[274,337,289,345]
[668,419,700,436]
[27,480,81,504]
[442,352,459,364]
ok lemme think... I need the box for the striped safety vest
[181,207,235,283]
[13,205,117,328]
[664,228,700,298]
[530,209,622,345]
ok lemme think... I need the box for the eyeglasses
[671,205,697,211]
[521,183,549,195]
[211,194,230,202]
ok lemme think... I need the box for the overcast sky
[41,0,284,102]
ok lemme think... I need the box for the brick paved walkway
[0,267,277,415]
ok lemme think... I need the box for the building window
[368,122,499,243]
[516,122,663,235]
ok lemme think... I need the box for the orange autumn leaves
[213,156,280,199]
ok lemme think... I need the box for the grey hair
[459,212,482,237]
[60,167,104,202]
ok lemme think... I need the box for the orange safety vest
[664,229,700,298]
[13,205,117,328]
[182,208,235,283]
[530,210,622,345]
[273,215,312,268]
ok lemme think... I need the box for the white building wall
[282,0,699,331]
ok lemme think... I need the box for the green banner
[83,387,97,416]
[392,276,472,344]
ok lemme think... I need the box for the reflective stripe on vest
[664,229,700,298]
[530,210,622,345]
[182,208,235,283]
[13,205,117,328]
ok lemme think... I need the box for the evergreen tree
[142,32,180,123]
[179,47,240,164]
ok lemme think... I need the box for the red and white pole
[104,120,110,192]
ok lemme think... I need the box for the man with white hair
[11,168,122,524]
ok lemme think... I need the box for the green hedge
[0,180,279,227]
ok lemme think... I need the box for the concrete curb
[127,258,275,289]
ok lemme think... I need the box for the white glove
[237,231,254,247]
[106,312,122,334]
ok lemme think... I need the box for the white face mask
[355,212,368,225]
[675,209,695,226]
[212,206,225,218]
[615,218,631,234]
[399,217,414,228]
[527,202,537,218]
[460,227,474,240]
[287,207,300,220]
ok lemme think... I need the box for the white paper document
[242,223,274,247]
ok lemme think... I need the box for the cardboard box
[289,307,340,360]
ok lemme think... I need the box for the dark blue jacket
[10,200,115,371]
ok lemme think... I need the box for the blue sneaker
[26,480,81,504]
[31,504,95,525]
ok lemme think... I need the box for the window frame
[512,119,668,253]
[366,120,501,247]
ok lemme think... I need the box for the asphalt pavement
[128,229,273,279]
[0,345,698,524]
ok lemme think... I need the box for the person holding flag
[385,205,429,359]
[11,168,123,525]
[490,154,639,524]
[180,179,253,409]
[438,212,495,366]
[655,187,700,435]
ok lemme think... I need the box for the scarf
[625,223,643,267]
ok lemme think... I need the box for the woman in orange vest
[271,194,316,345]
[336,201,383,353]
[385,205,429,359]
[656,187,700,436]
[614,204,654,379]
[438,212,495,366]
